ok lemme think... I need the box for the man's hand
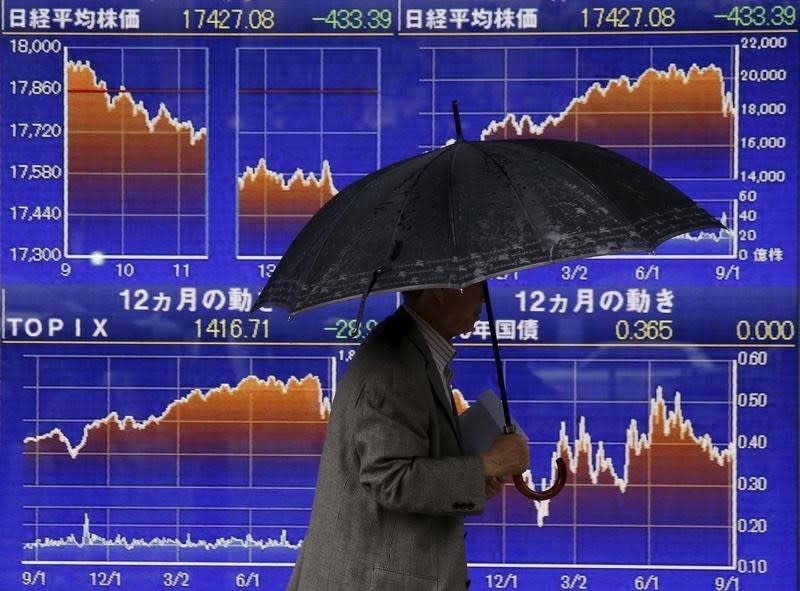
[480,433,529,478]
[485,476,506,499]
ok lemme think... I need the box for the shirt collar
[402,304,456,376]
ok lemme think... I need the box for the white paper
[458,390,528,456]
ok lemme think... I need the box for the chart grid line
[236,46,380,259]
[63,46,209,259]
[21,354,734,568]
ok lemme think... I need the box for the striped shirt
[402,304,456,409]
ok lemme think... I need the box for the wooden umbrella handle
[512,457,568,501]
[502,424,568,501]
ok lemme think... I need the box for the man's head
[403,283,484,340]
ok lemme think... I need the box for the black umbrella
[252,101,725,501]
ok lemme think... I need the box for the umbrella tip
[451,100,464,142]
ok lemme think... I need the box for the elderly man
[287,283,529,591]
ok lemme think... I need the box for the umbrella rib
[294,157,422,295]
[386,146,456,264]
[471,143,542,239]
[447,142,462,254]
[529,142,644,238]
[295,192,364,294]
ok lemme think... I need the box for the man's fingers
[481,433,531,477]
[485,475,507,498]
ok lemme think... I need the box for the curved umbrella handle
[502,424,568,501]
[512,457,568,501]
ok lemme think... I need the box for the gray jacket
[287,306,485,590]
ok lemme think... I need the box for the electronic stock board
[0,1,797,589]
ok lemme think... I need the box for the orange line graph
[482,64,735,146]
[500,387,733,528]
[67,61,206,171]
[238,159,337,216]
[25,375,329,459]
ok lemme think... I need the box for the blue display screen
[1,1,797,589]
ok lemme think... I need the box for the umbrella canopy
[252,102,725,501]
[253,133,723,315]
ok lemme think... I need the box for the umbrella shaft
[481,281,513,429]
